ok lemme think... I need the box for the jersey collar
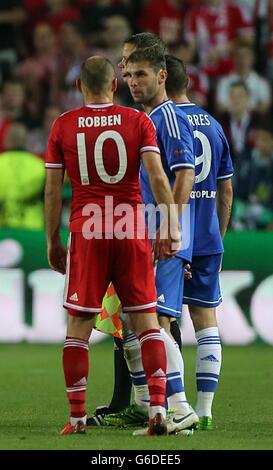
[176,102,196,106]
[149,100,173,117]
[86,103,114,108]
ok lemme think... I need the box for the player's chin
[131,93,143,102]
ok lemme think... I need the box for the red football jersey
[140,0,187,46]
[185,1,254,76]
[46,103,160,231]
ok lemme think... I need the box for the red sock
[138,329,167,410]
[62,336,89,418]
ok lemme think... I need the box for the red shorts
[63,233,157,315]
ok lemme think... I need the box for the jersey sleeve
[139,113,160,155]
[158,107,195,172]
[217,129,234,180]
[45,118,65,169]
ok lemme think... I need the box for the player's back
[176,102,233,256]
[47,103,158,231]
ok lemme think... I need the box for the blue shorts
[156,256,185,318]
[183,254,222,308]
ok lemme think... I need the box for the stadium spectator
[185,0,254,78]
[139,0,188,47]
[232,122,273,230]
[1,78,39,128]
[218,81,262,162]
[27,104,62,158]
[0,123,45,229]
[255,0,273,81]
[16,23,58,120]
[43,0,80,33]
[45,56,181,436]
[99,14,131,61]
[0,95,12,152]
[0,1,27,83]
[216,42,271,114]
[92,14,132,80]
[80,0,131,47]
[50,21,90,110]
[169,39,209,108]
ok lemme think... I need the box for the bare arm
[172,168,195,217]
[44,168,66,274]
[142,152,177,207]
[216,178,233,239]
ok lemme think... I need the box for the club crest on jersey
[173,149,183,157]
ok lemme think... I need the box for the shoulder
[58,107,85,121]
[52,108,80,130]
[114,104,149,124]
[113,104,140,116]
[154,101,189,127]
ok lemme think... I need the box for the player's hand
[184,263,192,280]
[47,242,67,275]
[153,227,181,261]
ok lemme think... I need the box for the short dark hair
[165,55,189,95]
[124,32,168,55]
[126,47,166,73]
[229,80,250,95]
[80,57,115,94]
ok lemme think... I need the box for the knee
[189,306,217,331]
[67,309,95,340]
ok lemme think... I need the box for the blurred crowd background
[0,0,273,231]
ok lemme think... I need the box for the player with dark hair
[119,32,168,76]
[165,54,233,430]
[119,35,183,349]
[119,47,199,435]
[45,55,181,436]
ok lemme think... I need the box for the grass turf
[0,342,272,450]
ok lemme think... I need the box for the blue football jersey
[176,103,233,256]
[140,100,195,262]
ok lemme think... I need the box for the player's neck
[170,93,190,104]
[84,93,113,105]
[143,89,169,115]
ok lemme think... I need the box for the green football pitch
[0,341,272,450]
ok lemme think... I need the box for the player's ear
[158,69,168,85]
[76,78,82,93]
[111,78,118,93]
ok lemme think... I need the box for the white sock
[123,330,149,410]
[195,327,222,418]
[150,406,166,419]
[70,415,87,426]
[160,328,190,414]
